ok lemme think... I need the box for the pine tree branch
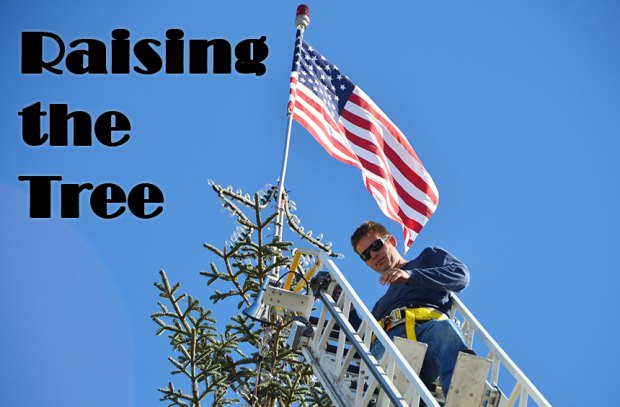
[223,251,250,306]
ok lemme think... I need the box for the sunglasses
[359,236,389,261]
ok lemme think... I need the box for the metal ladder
[264,249,552,407]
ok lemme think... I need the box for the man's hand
[379,268,410,285]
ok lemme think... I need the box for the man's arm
[379,247,469,292]
[407,246,469,291]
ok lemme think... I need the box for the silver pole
[274,113,295,241]
[274,5,311,242]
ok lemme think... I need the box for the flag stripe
[349,91,422,165]
[358,157,431,228]
[340,112,437,218]
[346,92,439,204]
[365,175,424,233]
[339,130,434,225]
[293,87,359,166]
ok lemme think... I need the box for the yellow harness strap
[376,307,447,343]
[403,307,447,341]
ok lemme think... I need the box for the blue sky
[1,1,619,405]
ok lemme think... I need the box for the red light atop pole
[295,4,310,30]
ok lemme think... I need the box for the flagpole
[274,5,310,242]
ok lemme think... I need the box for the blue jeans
[370,318,468,395]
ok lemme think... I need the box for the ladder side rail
[450,294,551,407]
[382,358,399,407]
[319,283,361,391]
[320,254,441,407]
[305,293,370,406]
[316,289,406,406]
[300,346,353,407]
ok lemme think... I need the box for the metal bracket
[263,286,314,318]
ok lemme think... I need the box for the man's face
[355,230,397,273]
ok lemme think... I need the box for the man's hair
[350,221,390,252]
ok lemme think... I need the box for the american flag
[288,33,439,251]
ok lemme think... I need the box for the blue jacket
[371,246,469,320]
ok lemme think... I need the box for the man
[351,220,470,396]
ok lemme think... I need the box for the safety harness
[378,306,448,341]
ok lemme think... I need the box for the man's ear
[388,235,397,247]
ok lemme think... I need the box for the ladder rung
[309,315,342,340]
[324,343,361,373]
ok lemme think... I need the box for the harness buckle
[391,307,403,321]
